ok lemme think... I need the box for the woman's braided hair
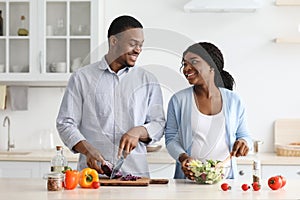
[183,42,235,90]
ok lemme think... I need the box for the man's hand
[118,126,150,158]
[179,153,194,180]
[231,139,249,157]
[73,140,105,174]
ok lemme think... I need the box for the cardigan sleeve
[165,95,187,162]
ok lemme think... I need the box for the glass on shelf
[54,18,66,36]
[70,24,89,36]
[46,39,67,73]
[70,2,90,36]
[46,2,66,36]
[18,15,29,36]
[9,2,29,36]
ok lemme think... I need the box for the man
[56,15,165,177]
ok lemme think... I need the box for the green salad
[189,159,224,184]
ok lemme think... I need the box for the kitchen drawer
[262,165,300,179]
[0,161,40,178]
[236,164,252,181]
[149,163,175,178]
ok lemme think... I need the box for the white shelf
[275,37,300,44]
[276,0,300,5]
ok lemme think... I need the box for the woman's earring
[210,68,214,72]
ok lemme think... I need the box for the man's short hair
[107,15,143,38]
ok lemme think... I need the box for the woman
[165,42,252,179]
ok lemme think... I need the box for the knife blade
[110,153,125,179]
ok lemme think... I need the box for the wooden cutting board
[99,177,150,186]
[99,178,169,186]
[274,119,300,148]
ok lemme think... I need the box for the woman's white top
[191,93,231,177]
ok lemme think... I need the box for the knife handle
[149,179,169,184]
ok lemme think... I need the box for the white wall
[1,0,300,153]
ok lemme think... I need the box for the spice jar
[44,172,64,191]
[252,160,261,184]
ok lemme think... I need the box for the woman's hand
[231,139,249,157]
[179,153,194,180]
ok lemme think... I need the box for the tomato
[268,176,282,190]
[252,182,261,191]
[64,170,80,190]
[92,181,100,189]
[277,175,286,188]
[241,184,250,191]
[221,183,231,191]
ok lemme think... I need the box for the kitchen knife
[110,153,125,179]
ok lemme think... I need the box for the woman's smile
[185,71,198,80]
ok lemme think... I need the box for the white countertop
[1,148,300,165]
[0,178,300,199]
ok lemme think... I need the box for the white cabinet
[0,0,100,86]
[236,164,300,181]
[0,1,33,75]
[40,0,99,76]
[149,163,175,179]
[0,161,40,178]
[236,164,253,181]
[0,161,77,178]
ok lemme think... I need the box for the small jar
[44,172,64,191]
[252,160,261,184]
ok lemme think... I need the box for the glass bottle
[0,10,3,36]
[50,145,68,173]
[252,160,261,183]
[17,15,28,36]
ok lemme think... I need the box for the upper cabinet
[0,1,32,74]
[0,0,99,86]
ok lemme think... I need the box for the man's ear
[109,36,118,47]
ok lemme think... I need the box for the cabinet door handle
[297,171,300,176]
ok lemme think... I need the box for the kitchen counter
[1,178,300,199]
[1,148,300,165]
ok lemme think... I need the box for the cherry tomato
[92,181,100,189]
[221,183,231,191]
[277,175,286,188]
[241,184,250,191]
[252,182,261,191]
[268,176,282,190]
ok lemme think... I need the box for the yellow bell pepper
[79,168,99,188]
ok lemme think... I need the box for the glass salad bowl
[189,159,225,184]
